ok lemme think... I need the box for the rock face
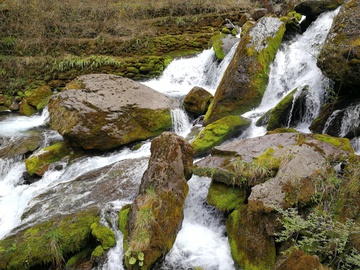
[317,0,360,87]
[194,131,354,269]
[123,132,194,270]
[204,17,286,124]
[48,74,176,150]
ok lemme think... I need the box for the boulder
[25,84,53,111]
[48,74,176,150]
[25,141,72,176]
[266,86,308,131]
[123,132,193,270]
[295,0,343,20]
[274,249,326,270]
[317,0,360,87]
[191,115,251,157]
[183,86,213,117]
[204,17,286,124]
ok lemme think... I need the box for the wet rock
[204,17,286,124]
[266,86,308,131]
[295,0,343,21]
[183,86,213,117]
[191,115,251,157]
[25,141,72,176]
[274,249,326,270]
[48,74,177,150]
[123,132,194,270]
[25,84,53,111]
[317,0,360,87]
[252,8,268,20]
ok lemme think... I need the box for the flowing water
[243,8,340,137]
[0,8,350,269]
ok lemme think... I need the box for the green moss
[118,204,131,235]
[25,85,53,109]
[207,180,246,211]
[226,205,276,270]
[90,221,116,250]
[91,245,104,259]
[191,115,251,156]
[19,99,37,116]
[210,33,226,60]
[254,147,281,171]
[267,89,296,131]
[314,134,353,152]
[65,246,93,267]
[25,141,72,175]
[0,208,99,270]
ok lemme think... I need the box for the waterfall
[171,108,192,137]
[244,8,340,137]
[143,41,238,97]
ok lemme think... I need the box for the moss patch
[191,115,251,156]
[314,134,353,152]
[0,208,100,270]
[90,221,116,250]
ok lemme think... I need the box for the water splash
[171,108,192,137]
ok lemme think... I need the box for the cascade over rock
[123,132,194,270]
[204,16,286,124]
[317,0,360,87]
[48,74,177,150]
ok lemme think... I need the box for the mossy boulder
[90,221,116,250]
[295,0,343,20]
[204,17,286,124]
[48,74,177,150]
[274,249,326,270]
[317,0,360,87]
[191,115,251,157]
[210,33,239,61]
[0,208,100,270]
[25,84,53,111]
[25,141,72,176]
[183,86,213,117]
[123,132,194,270]
[266,86,308,131]
[226,204,276,270]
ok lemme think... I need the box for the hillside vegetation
[0,0,251,96]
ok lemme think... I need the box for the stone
[317,0,360,87]
[48,74,177,150]
[274,249,326,270]
[295,0,343,20]
[123,132,194,270]
[204,17,286,124]
[191,115,251,157]
[183,86,213,117]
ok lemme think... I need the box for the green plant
[275,208,360,269]
[124,250,145,267]
[46,229,65,270]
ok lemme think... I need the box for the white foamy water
[244,8,340,137]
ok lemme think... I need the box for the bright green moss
[191,115,251,156]
[118,204,131,235]
[0,208,99,270]
[207,180,246,211]
[91,245,104,259]
[314,134,353,152]
[25,141,72,175]
[210,33,226,60]
[65,246,93,268]
[90,221,116,250]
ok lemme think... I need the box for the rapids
[0,8,352,270]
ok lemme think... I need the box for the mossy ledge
[0,208,102,270]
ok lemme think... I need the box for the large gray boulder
[48,74,177,150]
[317,0,360,87]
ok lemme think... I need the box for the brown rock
[183,86,213,117]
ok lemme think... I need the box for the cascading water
[0,8,347,269]
[243,8,340,137]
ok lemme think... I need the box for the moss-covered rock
[19,99,37,116]
[266,86,308,131]
[274,249,326,270]
[204,17,286,124]
[207,180,246,212]
[124,132,194,270]
[25,141,72,176]
[0,208,100,270]
[191,115,251,157]
[25,84,53,110]
[48,74,176,150]
[226,205,276,270]
[317,0,360,87]
[183,86,213,117]
[90,221,116,250]
[295,0,343,20]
